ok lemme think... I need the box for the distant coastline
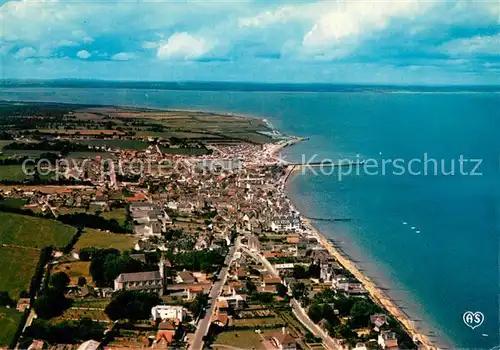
[1,79,500,93]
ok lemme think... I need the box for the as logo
[462,311,484,329]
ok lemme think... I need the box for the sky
[0,0,499,85]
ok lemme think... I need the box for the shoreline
[273,139,437,349]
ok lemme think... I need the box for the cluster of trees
[0,131,14,140]
[58,212,131,233]
[24,317,104,344]
[0,291,15,307]
[0,206,127,236]
[0,103,70,130]
[105,290,162,321]
[3,140,93,155]
[292,264,321,279]
[88,249,158,287]
[188,293,209,318]
[34,271,72,319]
[29,246,54,304]
[306,289,416,348]
[167,247,226,273]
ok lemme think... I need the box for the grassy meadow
[0,246,39,298]
[0,306,23,347]
[0,212,76,248]
[74,228,136,251]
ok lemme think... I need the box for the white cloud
[143,41,160,49]
[77,50,91,59]
[439,34,500,56]
[156,32,212,60]
[14,47,38,59]
[57,40,79,47]
[111,52,137,61]
[302,0,435,50]
[239,6,296,28]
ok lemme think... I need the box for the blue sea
[0,84,498,348]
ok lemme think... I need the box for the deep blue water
[0,87,498,348]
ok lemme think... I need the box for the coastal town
[0,103,429,350]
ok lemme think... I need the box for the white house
[270,215,301,232]
[151,305,186,322]
[378,330,398,349]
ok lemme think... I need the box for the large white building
[151,305,186,322]
[271,215,301,232]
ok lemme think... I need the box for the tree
[307,304,323,323]
[291,282,307,300]
[105,290,161,321]
[0,291,14,307]
[89,248,154,287]
[335,295,355,316]
[350,299,375,328]
[333,322,356,342]
[77,277,87,287]
[276,283,288,298]
[34,288,72,319]
[51,272,70,291]
[188,293,209,317]
[322,304,340,327]
[78,247,96,261]
[308,264,321,279]
[293,265,308,279]
[245,280,257,294]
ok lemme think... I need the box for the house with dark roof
[114,271,163,295]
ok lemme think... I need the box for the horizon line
[1,78,500,89]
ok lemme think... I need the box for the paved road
[290,299,340,350]
[191,237,241,350]
[241,245,340,350]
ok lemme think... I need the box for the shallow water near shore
[0,86,498,348]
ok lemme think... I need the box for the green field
[1,150,50,158]
[0,140,13,150]
[0,246,39,298]
[100,208,127,226]
[0,212,76,248]
[233,317,284,327]
[74,228,136,251]
[0,306,23,346]
[0,198,27,209]
[0,164,54,182]
[214,330,267,349]
[0,165,30,182]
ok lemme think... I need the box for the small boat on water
[411,226,416,230]
[402,221,407,225]
[416,230,421,234]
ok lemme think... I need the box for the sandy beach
[300,216,437,349]
[271,137,437,349]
